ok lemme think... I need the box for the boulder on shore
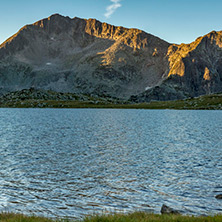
[215,194,222,199]
[160,204,181,215]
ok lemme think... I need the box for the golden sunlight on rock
[118,57,126,64]
[203,67,211,80]
[168,60,185,77]
[152,48,158,57]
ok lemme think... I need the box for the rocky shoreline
[0,88,124,108]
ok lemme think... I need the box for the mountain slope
[131,31,222,102]
[0,14,222,101]
[0,14,169,98]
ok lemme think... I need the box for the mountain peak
[49,13,64,18]
[0,14,169,55]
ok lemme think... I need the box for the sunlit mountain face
[1,14,222,101]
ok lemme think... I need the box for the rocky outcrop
[0,88,122,106]
[160,204,181,215]
[0,14,222,101]
[132,31,222,102]
[215,194,222,199]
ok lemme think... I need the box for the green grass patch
[0,212,54,222]
[0,93,222,110]
[84,212,222,222]
[1,212,222,222]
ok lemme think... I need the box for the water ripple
[0,109,222,218]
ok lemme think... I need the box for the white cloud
[104,0,122,19]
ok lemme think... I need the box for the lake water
[0,108,222,219]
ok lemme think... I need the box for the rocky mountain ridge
[0,14,222,101]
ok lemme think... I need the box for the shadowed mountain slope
[0,14,169,99]
[131,31,222,102]
[0,14,222,101]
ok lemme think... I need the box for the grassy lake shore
[0,89,222,109]
[1,212,222,222]
[0,93,222,110]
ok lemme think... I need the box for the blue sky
[1,0,222,44]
